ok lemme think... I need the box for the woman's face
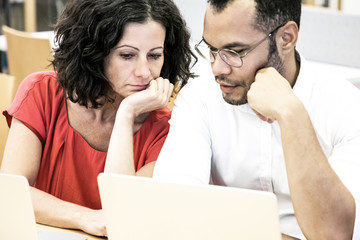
[105,20,166,99]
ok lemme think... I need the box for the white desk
[0,30,55,73]
[0,31,55,52]
[37,224,104,240]
[0,34,7,52]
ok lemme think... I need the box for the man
[153,0,360,239]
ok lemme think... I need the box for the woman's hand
[76,209,107,237]
[120,77,174,119]
[104,77,173,176]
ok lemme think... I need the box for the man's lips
[218,82,238,94]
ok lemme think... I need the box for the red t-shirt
[3,71,171,209]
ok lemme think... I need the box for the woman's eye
[120,53,135,60]
[148,54,162,60]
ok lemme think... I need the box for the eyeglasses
[194,24,284,68]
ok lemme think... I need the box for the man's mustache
[215,76,247,87]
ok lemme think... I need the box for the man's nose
[211,53,232,76]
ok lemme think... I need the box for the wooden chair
[167,80,183,110]
[2,25,53,99]
[0,73,16,166]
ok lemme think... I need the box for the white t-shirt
[153,54,360,239]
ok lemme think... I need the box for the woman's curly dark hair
[52,0,196,108]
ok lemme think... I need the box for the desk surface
[37,224,105,240]
[0,31,55,52]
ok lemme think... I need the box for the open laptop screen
[98,173,281,240]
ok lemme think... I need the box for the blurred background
[0,0,66,33]
[1,0,360,35]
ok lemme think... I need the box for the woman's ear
[276,21,299,55]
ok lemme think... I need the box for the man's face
[203,0,283,105]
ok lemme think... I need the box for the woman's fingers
[153,77,173,104]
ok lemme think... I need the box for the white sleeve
[153,77,212,185]
[354,200,360,240]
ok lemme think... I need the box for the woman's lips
[131,84,148,91]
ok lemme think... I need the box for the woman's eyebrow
[115,45,139,50]
[150,46,164,51]
[115,45,164,51]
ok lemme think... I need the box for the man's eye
[209,47,217,52]
[120,54,135,60]
[235,49,245,55]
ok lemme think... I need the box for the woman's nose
[134,56,151,79]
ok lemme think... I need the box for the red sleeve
[2,71,60,145]
[133,108,171,170]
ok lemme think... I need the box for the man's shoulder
[179,72,220,105]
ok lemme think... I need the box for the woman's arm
[0,118,106,237]
[31,187,106,236]
[104,78,173,177]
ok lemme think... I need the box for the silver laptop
[0,173,39,240]
[0,173,88,240]
[98,173,281,240]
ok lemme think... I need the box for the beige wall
[173,0,207,42]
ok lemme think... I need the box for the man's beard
[223,85,249,105]
[221,39,284,106]
[216,76,249,105]
[265,39,285,77]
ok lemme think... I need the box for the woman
[1,0,195,236]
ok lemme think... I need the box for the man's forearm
[278,101,355,240]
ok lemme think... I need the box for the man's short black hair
[207,0,302,33]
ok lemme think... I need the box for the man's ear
[276,21,299,55]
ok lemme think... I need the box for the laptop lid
[98,173,281,240]
[0,173,38,240]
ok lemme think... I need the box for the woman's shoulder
[4,71,64,144]
[21,71,57,87]
[8,70,63,120]
[15,71,58,96]
[15,71,61,100]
